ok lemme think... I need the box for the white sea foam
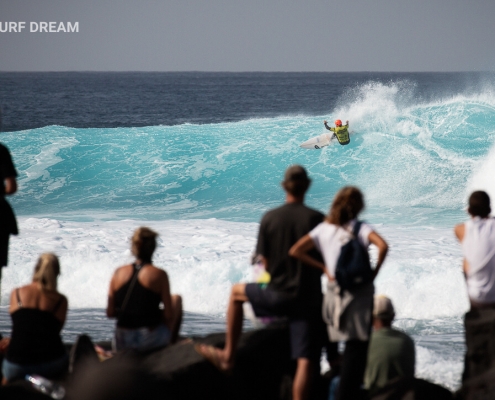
[3,217,257,313]
[467,140,495,202]
[415,340,465,391]
[3,218,468,319]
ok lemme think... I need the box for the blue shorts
[2,354,68,382]
[113,323,171,352]
[245,283,325,361]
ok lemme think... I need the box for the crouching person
[107,227,182,352]
[2,253,68,384]
[364,295,415,396]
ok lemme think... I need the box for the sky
[0,0,494,72]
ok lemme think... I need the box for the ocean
[1,71,495,390]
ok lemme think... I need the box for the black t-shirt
[255,203,324,306]
[1,143,18,197]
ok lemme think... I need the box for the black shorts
[289,315,326,361]
[245,283,295,317]
[245,283,325,361]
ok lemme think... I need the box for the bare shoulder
[139,265,168,292]
[144,265,168,280]
[114,264,134,277]
[111,264,134,287]
[46,291,68,311]
[17,283,37,298]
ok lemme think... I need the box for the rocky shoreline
[3,317,494,399]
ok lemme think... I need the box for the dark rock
[462,308,495,382]
[141,322,294,400]
[66,322,294,400]
[455,367,495,400]
[371,377,453,400]
[455,308,495,399]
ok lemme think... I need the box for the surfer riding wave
[324,119,350,146]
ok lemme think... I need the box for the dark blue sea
[2,71,495,389]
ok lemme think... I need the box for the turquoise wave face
[4,81,495,226]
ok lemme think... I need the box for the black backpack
[335,221,373,292]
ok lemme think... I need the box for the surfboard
[299,133,333,149]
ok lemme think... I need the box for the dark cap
[283,165,310,184]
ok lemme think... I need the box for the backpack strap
[352,220,362,238]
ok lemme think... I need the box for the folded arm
[368,231,388,279]
[289,234,333,280]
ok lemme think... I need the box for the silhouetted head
[326,186,365,226]
[131,227,158,263]
[468,191,491,218]
[33,253,60,291]
[281,165,311,197]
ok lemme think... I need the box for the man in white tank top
[455,191,495,307]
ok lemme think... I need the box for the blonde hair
[32,253,60,291]
[326,186,365,226]
[131,227,158,262]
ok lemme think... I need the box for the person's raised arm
[4,176,17,195]
[368,231,388,279]
[324,120,335,132]
[289,234,332,280]
[345,120,349,128]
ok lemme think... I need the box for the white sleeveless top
[463,217,495,304]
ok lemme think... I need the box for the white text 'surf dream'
[0,22,79,33]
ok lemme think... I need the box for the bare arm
[289,234,333,280]
[454,223,465,242]
[368,231,388,279]
[160,271,173,330]
[54,295,68,329]
[8,290,17,314]
[106,273,117,318]
[454,223,469,276]
[4,176,17,195]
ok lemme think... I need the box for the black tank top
[7,289,66,364]
[114,263,162,329]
